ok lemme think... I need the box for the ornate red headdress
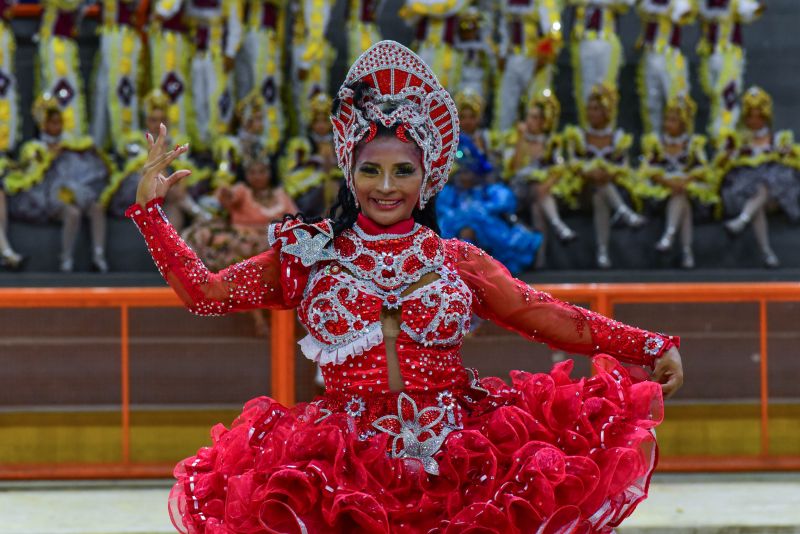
[331,40,460,208]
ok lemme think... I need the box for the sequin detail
[372,392,452,475]
[331,41,459,208]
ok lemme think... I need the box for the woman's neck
[356,213,415,236]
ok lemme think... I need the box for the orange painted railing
[0,282,798,479]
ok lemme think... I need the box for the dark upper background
[7,0,800,143]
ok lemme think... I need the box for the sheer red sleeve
[126,198,292,315]
[452,240,678,367]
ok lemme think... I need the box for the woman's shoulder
[268,217,337,267]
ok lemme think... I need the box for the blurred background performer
[494,0,563,132]
[103,89,207,227]
[185,0,243,150]
[636,0,695,134]
[564,83,644,268]
[453,4,495,98]
[5,95,110,272]
[438,134,542,275]
[505,91,576,255]
[568,0,633,128]
[290,0,335,134]
[149,0,195,146]
[718,86,800,268]
[346,0,384,66]
[400,0,468,91]
[280,93,340,218]
[90,0,142,154]
[697,0,763,139]
[0,0,19,156]
[36,0,88,139]
[638,94,715,269]
[237,0,286,156]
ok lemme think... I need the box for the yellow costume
[149,0,196,146]
[347,0,384,66]
[290,0,335,134]
[90,0,143,153]
[494,0,563,131]
[239,0,287,155]
[636,0,695,133]
[400,0,468,91]
[37,0,87,139]
[0,0,19,153]
[697,0,763,139]
[568,0,633,127]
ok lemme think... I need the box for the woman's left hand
[652,346,684,399]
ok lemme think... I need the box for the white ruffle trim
[298,324,384,366]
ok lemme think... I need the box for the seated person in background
[210,92,269,190]
[455,90,498,168]
[280,94,341,218]
[183,148,297,334]
[438,134,542,276]
[0,155,22,269]
[564,83,644,269]
[717,86,800,268]
[102,89,209,231]
[4,94,110,272]
[638,94,716,269]
[505,90,575,245]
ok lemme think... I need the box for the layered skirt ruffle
[169,356,662,534]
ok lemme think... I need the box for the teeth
[375,199,400,205]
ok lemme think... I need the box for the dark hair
[279,125,440,236]
[279,81,440,235]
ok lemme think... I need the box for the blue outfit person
[438,134,542,274]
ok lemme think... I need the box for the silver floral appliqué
[372,392,452,475]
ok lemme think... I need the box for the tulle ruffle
[169,355,662,534]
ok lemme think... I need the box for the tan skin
[310,114,336,171]
[656,110,691,194]
[244,109,265,137]
[743,109,773,148]
[136,126,685,398]
[218,162,273,212]
[583,98,616,185]
[42,111,64,156]
[511,106,560,192]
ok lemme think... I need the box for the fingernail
[160,123,165,129]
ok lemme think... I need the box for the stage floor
[1,473,798,533]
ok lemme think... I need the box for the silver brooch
[281,228,337,267]
[372,393,451,475]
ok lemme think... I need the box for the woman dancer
[718,86,800,268]
[129,41,683,533]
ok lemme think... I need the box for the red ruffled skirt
[169,356,662,534]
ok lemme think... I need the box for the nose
[377,171,394,193]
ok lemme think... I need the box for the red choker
[355,213,415,236]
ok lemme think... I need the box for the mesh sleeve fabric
[126,198,291,315]
[452,240,678,367]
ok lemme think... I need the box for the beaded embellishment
[330,40,460,208]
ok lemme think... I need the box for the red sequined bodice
[297,223,471,394]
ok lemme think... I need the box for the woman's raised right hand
[135,123,192,208]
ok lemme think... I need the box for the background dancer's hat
[331,40,460,208]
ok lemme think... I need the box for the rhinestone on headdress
[331,40,460,208]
